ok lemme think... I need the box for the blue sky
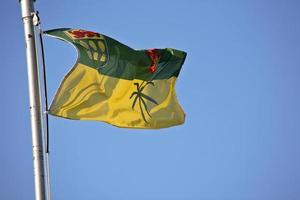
[1,0,300,199]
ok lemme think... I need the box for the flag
[45,28,186,129]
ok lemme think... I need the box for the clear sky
[1,0,300,199]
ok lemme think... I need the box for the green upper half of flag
[44,28,186,81]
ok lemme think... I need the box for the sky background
[1,0,300,199]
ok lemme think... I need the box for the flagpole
[20,0,47,200]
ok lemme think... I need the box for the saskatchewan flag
[45,28,186,129]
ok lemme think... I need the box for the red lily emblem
[146,49,161,73]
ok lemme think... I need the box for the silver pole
[20,0,47,200]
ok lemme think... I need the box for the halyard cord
[38,27,50,154]
[33,12,52,200]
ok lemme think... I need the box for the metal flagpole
[20,0,47,199]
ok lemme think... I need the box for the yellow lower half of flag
[49,63,185,129]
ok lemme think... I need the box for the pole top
[20,0,35,18]
[19,0,36,2]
